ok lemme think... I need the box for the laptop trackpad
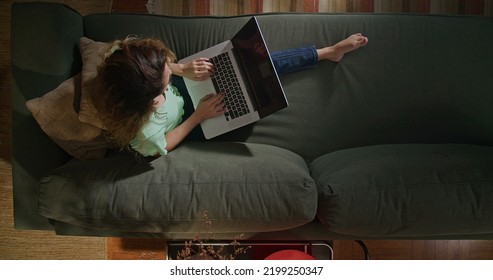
[187,79,216,108]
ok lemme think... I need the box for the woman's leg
[271,33,368,76]
[316,33,369,62]
[270,45,319,75]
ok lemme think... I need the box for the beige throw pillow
[26,74,110,160]
[78,37,108,129]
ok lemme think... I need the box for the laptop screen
[232,17,288,118]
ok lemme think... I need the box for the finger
[199,63,214,72]
[200,93,214,101]
[215,99,227,112]
[194,71,213,80]
[200,59,214,69]
[203,60,214,67]
[210,93,225,104]
[215,92,225,101]
[196,57,210,64]
[196,66,212,74]
[217,106,226,113]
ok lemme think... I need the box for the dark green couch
[11,2,493,240]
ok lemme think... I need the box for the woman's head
[97,37,176,147]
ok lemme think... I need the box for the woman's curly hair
[97,37,176,148]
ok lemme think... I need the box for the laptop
[178,17,288,139]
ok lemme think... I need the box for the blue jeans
[271,45,318,75]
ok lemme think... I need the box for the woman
[98,34,368,157]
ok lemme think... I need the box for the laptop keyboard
[210,52,251,121]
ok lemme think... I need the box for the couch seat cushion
[38,142,317,234]
[310,144,493,238]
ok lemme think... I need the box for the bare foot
[318,33,368,62]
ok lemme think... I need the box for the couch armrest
[11,2,84,229]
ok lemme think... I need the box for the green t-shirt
[129,85,184,156]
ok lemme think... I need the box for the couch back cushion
[83,14,493,161]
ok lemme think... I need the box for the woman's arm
[164,93,225,152]
[168,58,214,81]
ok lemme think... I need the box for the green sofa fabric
[311,144,493,237]
[82,13,493,162]
[11,2,493,239]
[11,2,83,229]
[39,142,317,233]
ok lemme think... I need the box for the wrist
[169,62,184,76]
[188,111,205,125]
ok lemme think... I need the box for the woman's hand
[171,58,214,81]
[193,93,226,122]
[163,93,225,153]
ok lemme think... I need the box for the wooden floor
[334,240,493,260]
[107,238,493,260]
[106,0,493,260]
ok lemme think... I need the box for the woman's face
[153,63,172,108]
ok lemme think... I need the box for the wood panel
[112,0,149,13]
[115,0,493,16]
[106,238,493,260]
[333,240,493,260]
[107,238,167,260]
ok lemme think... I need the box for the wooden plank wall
[130,0,493,16]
